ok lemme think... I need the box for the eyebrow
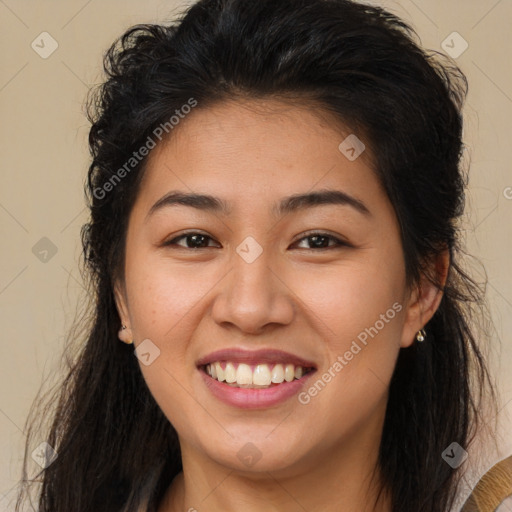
[146,188,371,220]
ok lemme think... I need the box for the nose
[210,246,295,335]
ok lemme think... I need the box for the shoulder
[461,455,512,511]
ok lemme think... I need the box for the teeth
[253,364,272,386]
[215,362,225,382]
[236,363,253,385]
[284,364,295,382]
[225,362,236,383]
[205,361,310,387]
[271,364,285,384]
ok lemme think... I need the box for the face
[115,98,432,477]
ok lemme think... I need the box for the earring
[119,325,133,344]
[416,328,426,342]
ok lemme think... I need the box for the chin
[199,428,314,475]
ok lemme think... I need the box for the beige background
[0,0,511,510]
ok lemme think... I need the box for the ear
[114,280,134,344]
[400,249,450,348]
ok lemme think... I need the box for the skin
[115,98,447,512]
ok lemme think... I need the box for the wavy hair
[17,0,497,511]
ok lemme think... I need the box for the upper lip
[196,348,317,368]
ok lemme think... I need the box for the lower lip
[200,369,315,409]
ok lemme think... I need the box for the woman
[17,0,501,510]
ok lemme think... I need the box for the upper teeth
[205,362,307,387]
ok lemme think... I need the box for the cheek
[291,257,406,354]
[125,251,217,341]
[293,256,406,430]
[123,255,208,429]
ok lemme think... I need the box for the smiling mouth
[202,362,315,389]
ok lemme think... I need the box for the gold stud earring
[119,325,133,345]
[416,328,426,342]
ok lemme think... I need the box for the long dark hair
[17,0,497,510]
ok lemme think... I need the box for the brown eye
[164,232,220,249]
[293,232,349,250]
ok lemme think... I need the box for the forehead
[136,98,386,217]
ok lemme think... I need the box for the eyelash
[163,231,350,251]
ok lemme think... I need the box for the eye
[163,232,220,249]
[292,232,350,250]
[162,231,350,251]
